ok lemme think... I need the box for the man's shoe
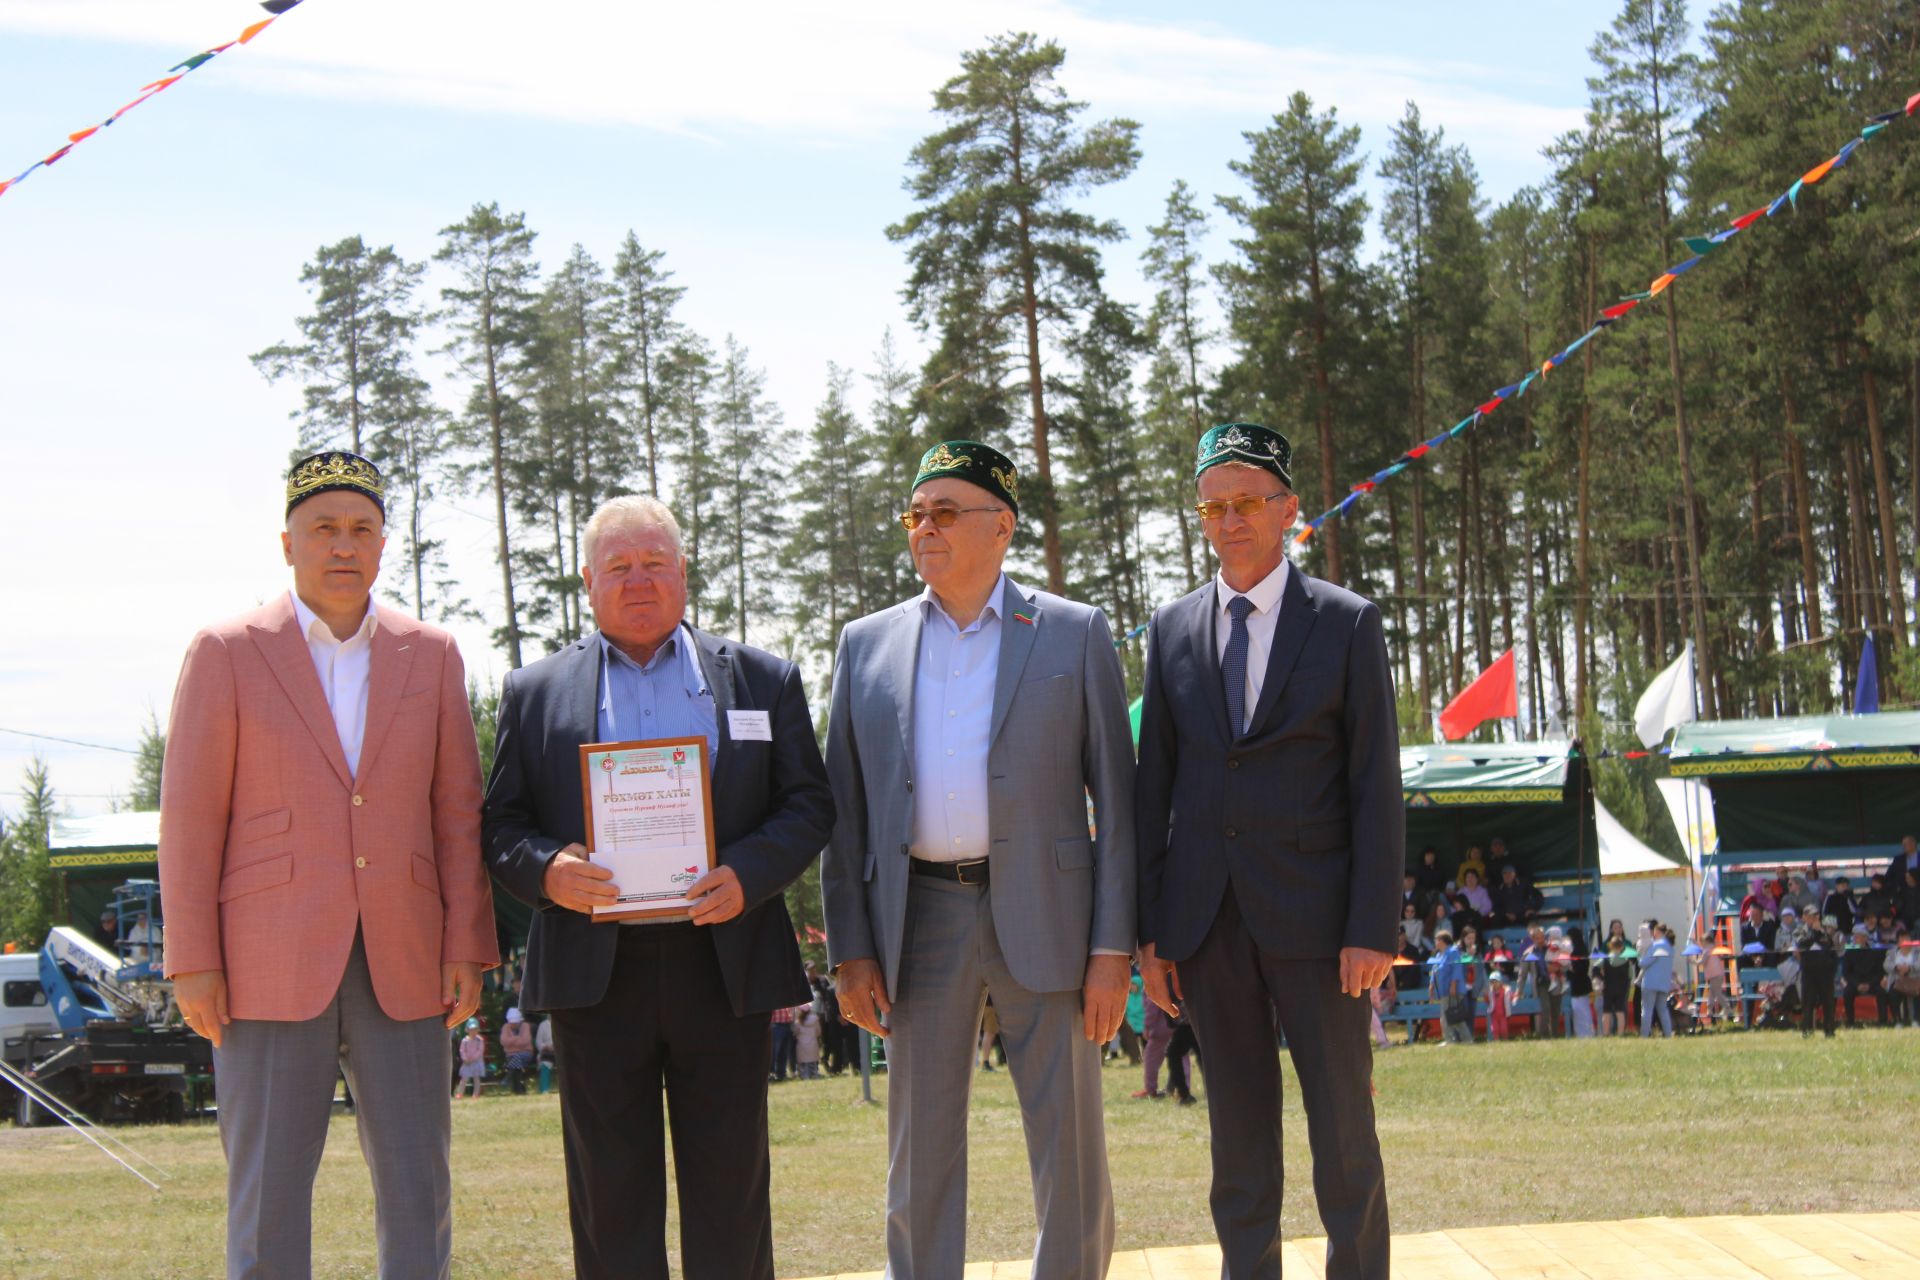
[1130,1088,1157,1099]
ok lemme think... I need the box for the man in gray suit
[822,439,1135,1280]
[1136,423,1402,1280]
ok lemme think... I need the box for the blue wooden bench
[1378,999,1441,1041]
[1377,992,1551,1040]
[1733,966,1783,1027]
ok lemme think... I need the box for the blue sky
[0,0,1633,814]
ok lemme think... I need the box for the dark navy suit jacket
[1134,565,1403,963]
[482,627,833,1015]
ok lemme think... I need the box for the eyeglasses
[1195,493,1288,521]
[899,506,1003,531]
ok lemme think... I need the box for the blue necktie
[1222,595,1255,737]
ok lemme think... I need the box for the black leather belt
[910,857,990,886]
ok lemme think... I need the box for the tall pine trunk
[483,293,524,670]
[1574,235,1596,718]
[1010,116,1067,597]
[1860,351,1906,648]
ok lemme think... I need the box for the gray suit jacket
[821,579,1136,997]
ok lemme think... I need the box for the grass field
[1,1031,1915,1278]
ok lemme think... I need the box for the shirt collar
[919,573,1009,634]
[290,590,376,647]
[600,625,709,696]
[1214,558,1288,617]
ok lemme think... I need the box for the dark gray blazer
[821,580,1137,998]
[482,627,833,1016]
[1134,566,1403,963]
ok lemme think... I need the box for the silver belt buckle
[954,858,989,886]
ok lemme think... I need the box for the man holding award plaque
[481,495,834,1280]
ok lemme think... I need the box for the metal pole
[0,1056,170,1178]
[0,1062,162,1189]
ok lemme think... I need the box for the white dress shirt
[291,590,377,778]
[909,575,1006,863]
[1213,558,1289,735]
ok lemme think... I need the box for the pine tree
[129,710,164,811]
[663,335,719,627]
[251,235,425,459]
[435,202,542,668]
[1216,92,1370,587]
[709,337,782,645]
[866,332,925,600]
[1140,180,1214,588]
[1055,297,1149,683]
[1589,0,1715,711]
[783,365,867,660]
[1379,103,1452,720]
[522,244,613,645]
[607,234,688,498]
[0,758,56,948]
[888,32,1140,595]
[252,236,457,620]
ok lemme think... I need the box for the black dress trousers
[551,921,775,1280]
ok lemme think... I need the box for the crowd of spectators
[434,838,1920,1098]
[1382,834,1920,1044]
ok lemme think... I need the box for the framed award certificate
[577,736,717,922]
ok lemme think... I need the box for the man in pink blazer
[159,451,497,1279]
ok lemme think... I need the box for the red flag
[1438,649,1517,741]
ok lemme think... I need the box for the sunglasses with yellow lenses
[899,505,1003,531]
[1195,493,1287,521]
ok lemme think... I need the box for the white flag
[1634,641,1697,748]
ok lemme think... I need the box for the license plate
[145,1063,185,1075]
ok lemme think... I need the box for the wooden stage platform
[793,1212,1920,1278]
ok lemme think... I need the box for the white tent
[1594,798,1693,933]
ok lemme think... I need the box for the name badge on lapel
[727,709,773,741]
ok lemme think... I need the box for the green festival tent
[1399,740,1597,878]
[1668,711,1920,853]
[48,811,162,931]
[1127,698,1598,880]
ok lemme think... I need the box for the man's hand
[441,961,483,1029]
[835,957,891,1039]
[543,844,619,914]
[174,969,230,1048]
[686,865,744,926]
[1081,953,1130,1043]
[1138,941,1182,1017]
[1339,946,1395,998]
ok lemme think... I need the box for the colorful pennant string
[1290,86,1912,545]
[0,2,302,204]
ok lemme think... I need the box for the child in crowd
[455,1020,487,1100]
[794,1005,823,1080]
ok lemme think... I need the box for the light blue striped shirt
[596,626,717,759]
[909,575,1006,863]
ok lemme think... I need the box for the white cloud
[0,0,1580,162]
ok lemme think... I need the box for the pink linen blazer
[158,594,498,1021]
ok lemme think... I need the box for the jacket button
[1228,759,1240,770]
[1225,826,1238,839]
[352,794,365,807]
[354,857,367,869]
